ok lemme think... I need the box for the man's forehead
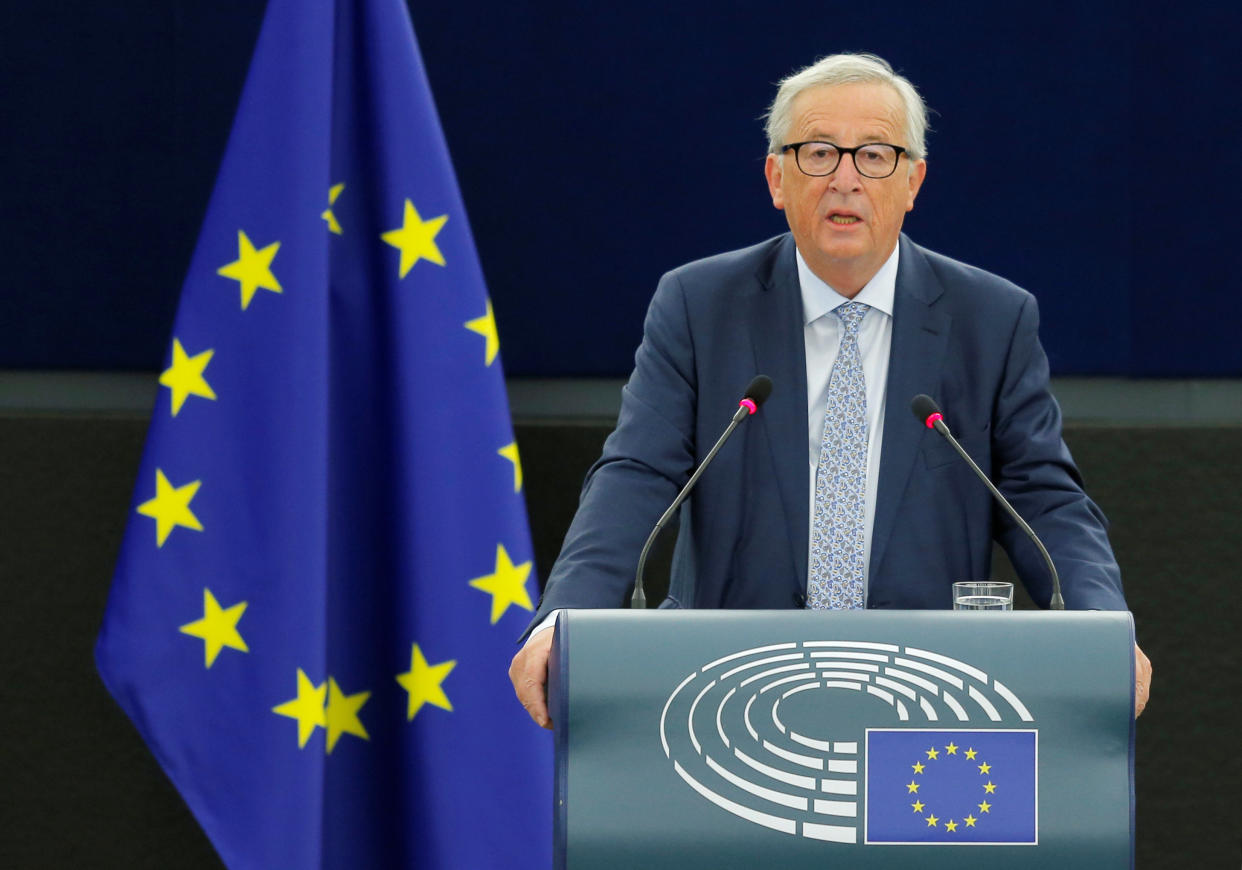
[789,82,905,139]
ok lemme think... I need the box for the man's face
[764,82,926,294]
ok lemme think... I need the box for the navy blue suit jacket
[528,234,1127,630]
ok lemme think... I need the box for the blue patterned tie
[808,301,869,610]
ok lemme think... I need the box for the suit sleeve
[520,271,699,637]
[991,295,1129,610]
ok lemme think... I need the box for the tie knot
[835,301,869,335]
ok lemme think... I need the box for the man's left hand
[1134,642,1152,718]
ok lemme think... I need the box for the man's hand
[510,627,555,729]
[1134,642,1152,718]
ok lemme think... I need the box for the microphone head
[910,394,942,427]
[744,375,773,408]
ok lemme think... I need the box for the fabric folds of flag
[95,1,551,866]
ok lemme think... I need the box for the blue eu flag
[94,0,551,866]
[865,729,1036,845]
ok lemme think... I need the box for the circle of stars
[905,741,997,833]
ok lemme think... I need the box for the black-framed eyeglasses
[780,141,908,179]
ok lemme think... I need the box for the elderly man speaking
[510,53,1152,727]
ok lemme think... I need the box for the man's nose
[828,155,864,191]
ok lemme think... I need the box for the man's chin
[811,237,869,264]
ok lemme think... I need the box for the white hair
[764,53,928,162]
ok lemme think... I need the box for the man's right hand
[509,627,554,729]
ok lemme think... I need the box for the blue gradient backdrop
[1,1,1238,376]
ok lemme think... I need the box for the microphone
[631,376,773,608]
[910,394,1066,610]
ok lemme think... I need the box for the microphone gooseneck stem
[632,403,750,609]
[931,419,1065,610]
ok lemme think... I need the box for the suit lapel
[749,235,810,585]
[870,236,951,581]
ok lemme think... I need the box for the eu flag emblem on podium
[94,0,551,867]
[865,729,1037,845]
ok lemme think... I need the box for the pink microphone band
[739,398,757,415]
[925,412,943,429]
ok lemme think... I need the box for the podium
[549,610,1134,869]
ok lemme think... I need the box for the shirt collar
[797,241,900,325]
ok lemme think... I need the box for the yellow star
[179,588,247,667]
[910,800,924,813]
[965,747,978,760]
[978,800,992,814]
[945,819,958,832]
[272,669,326,748]
[945,742,958,755]
[396,643,456,720]
[324,677,370,753]
[926,747,939,760]
[217,230,282,310]
[464,298,500,365]
[381,199,447,277]
[964,814,978,827]
[906,781,920,794]
[159,338,216,416]
[136,468,203,547]
[498,442,522,492]
[983,781,997,794]
[911,761,925,774]
[978,761,992,775]
[322,183,345,234]
[468,543,534,624]
[925,814,939,827]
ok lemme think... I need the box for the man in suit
[510,53,1151,727]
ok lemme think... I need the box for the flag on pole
[95,0,551,866]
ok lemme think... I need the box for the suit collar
[891,233,945,306]
[750,235,810,586]
[869,234,951,584]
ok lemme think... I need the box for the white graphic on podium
[659,640,1037,845]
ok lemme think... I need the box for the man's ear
[764,153,786,211]
[905,159,927,212]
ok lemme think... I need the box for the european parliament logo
[659,640,1038,847]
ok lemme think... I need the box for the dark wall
[2,2,1241,377]
[0,411,1238,868]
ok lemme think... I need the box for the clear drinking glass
[952,581,1014,611]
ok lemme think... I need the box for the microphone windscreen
[910,393,941,424]
[744,375,774,407]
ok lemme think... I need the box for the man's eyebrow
[800,132,893,146]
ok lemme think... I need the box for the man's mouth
[828,213,861,225]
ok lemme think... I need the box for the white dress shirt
[798,242,898,604]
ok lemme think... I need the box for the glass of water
[952,581,1014,611]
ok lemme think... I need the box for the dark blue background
[2,1,1239,376]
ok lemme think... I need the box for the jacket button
[793,592,807,609]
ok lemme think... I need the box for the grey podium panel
[551,610,1134,870]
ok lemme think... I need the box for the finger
[520,679,552,730]
[510,633,554,729]
[515,659,550,729]
[509,651,547,727]
[1134,643,1152,718]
